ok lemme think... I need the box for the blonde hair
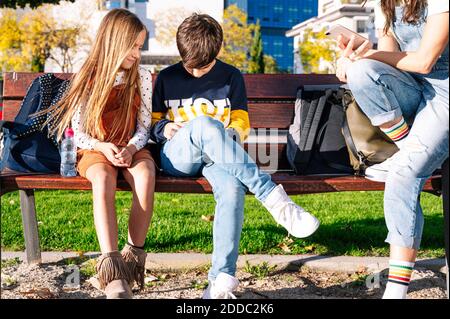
[45,9,147,143]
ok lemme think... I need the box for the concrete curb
[1,251,447,274]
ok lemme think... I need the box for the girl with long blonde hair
[47,9,155,299]
[335,0,448,298]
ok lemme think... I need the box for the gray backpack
[286,86,353,175]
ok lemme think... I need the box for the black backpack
[0,74,70,173]
[286,86,354,175]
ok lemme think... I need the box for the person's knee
[346,59,381,89]
[214,179,246,203]
[88,166,117,188]
[134,163,156,187]
[195,116,224,137]
[390,135,444,179]
[134,160,156,176]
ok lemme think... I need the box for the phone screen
[325,25,368,50]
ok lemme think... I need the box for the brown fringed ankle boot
[121,244,147,290]
[96,251,133,299]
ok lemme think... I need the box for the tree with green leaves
[1,5,85,72]
[248,21,265,74]
[219,4,254,72]
[263,54,279,74]
[19,6,82,72]
[0,0,74,9]
[0,9,28,71]
[298,27,338,74]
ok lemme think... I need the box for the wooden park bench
[1,72,448,295]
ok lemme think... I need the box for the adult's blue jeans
[160,116,276,280]
[347,59,449,249]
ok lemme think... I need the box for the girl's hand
[336,57,353,83]
[95,142,127,167]
[337,34,373,61]
[164,122,184,140]
[115,145,136,167]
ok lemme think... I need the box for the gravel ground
[1,257,447,299]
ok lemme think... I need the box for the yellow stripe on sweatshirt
[228,109,251,142]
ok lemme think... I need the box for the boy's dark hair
[176,13,223,69]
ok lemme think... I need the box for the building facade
[286,0,376,74]
[225,0,318,73]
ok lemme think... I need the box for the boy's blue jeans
[160,116,276,280]
[347,59,449,249]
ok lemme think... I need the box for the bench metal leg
[442,158,449,299]
[19,189,41,264]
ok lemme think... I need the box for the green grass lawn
[0,190,445,258]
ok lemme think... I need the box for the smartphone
[325,24,369,50]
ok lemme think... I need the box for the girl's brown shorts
[77,148,155,178]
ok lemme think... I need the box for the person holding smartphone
[335,0,448,299]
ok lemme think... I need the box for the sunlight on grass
[1,190,444,258]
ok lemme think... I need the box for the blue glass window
[226,0,318,72]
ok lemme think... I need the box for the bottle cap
[65,127,74,138]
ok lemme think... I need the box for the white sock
[382,259,414,299]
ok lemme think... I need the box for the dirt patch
[1,257,447,299]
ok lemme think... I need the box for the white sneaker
[202,272,239,299]
[364,156,395,183]
[262,184,320,238]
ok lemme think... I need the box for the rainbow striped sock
[381,117,409,145]
[383,260,414,299]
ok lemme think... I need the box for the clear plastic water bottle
[60,127,77,177]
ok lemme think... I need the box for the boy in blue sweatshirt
[150,13,320,299]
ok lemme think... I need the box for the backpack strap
[14,77,42,124]
[314,118,354,175]
[14,74,54,138]
[15,74,68,144]
[47,75,71,147]
[293,89,332,173]
[312,91,355,175]
[293,93,318,173]
[341,90,368,175]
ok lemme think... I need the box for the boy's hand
[164,122,184,140]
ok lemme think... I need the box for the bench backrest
[1,72,341,171]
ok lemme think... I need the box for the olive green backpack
[341,90,399,175]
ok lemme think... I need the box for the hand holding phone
[326,24,373,60]
[326,24,369,49]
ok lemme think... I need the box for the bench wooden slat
[0,142,290,171]
[2,100,22,122]
[248,103,294,129]
[2,73,73,99]
[247,143,290,170]
[0,173,440,196]
[243,74,341,100]
[2,100,295,129]
[2,72,341,101]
